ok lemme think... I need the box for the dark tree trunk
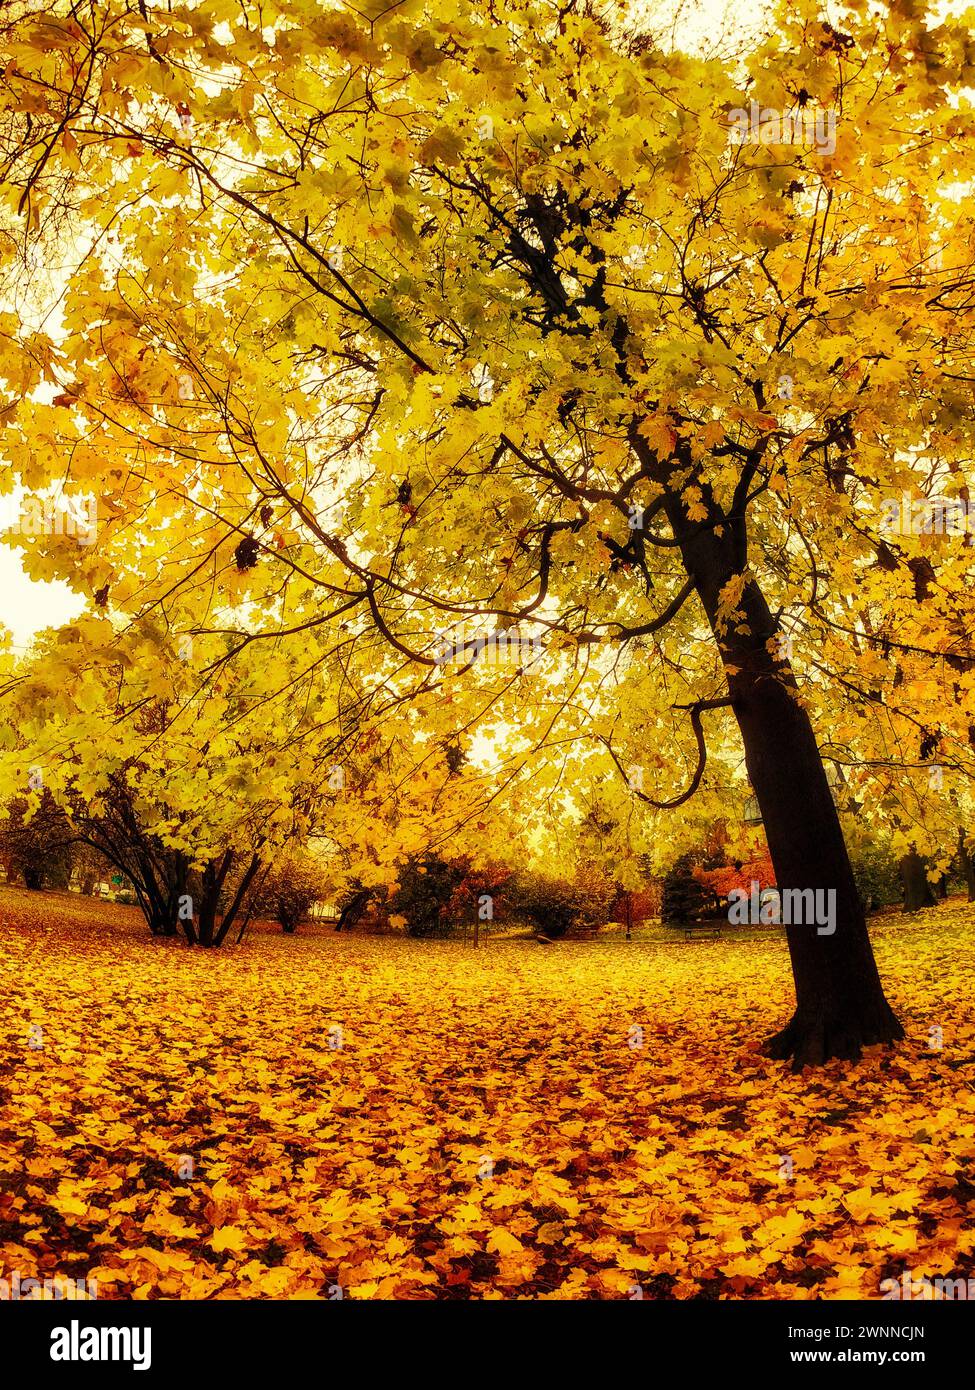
[153,909,179,937]
[900,850,936,913]
[235,860,270,944]
[958,831,975,903]
[729,646,903,1067]
[213,852,261,947]
[192,849,235,947]
[337,886,371,932]
[643,439,904,1069]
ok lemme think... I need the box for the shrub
[389,854,464,937]
[507,864,614,939]
[254,853,329,934]
[849,841,902,913]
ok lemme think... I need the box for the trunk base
[764,1002,904,1072]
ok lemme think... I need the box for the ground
[1,886,973,1300]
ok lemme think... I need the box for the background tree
[507,862,615,940]
[0,790,72,890]
[661,851,722,926]
[252,852,329,935]
[0,622,337,944]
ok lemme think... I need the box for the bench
[683,917,724,940]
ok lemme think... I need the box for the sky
[0,545,82,651]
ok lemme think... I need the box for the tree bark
[646,445,904,1068]
[731,643,904,1068]
[958,830,975,903]
[213,852,261,947]
[337,886,371,933]
[193,850,234,947]
[900,850,936,913]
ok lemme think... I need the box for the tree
[899,849,937,915]
[5,0,975,1059]
[333,882,375,934]
[0,790,73,890]
[846,838,901,915]
[508,862,615,940]
[253,852,328,934]
[389,854,465,938]
[70,840,112,895]
[661,851,720,925]
[443,857,512,945]
[0,622,333,945]
[957,830,975,904]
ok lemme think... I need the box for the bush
[389,854,464,937]
[661,851,721,924]
[849,842,902,913]
[253,853,328,934]
[507,864,614,939]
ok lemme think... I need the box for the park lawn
[0,885,973,1300]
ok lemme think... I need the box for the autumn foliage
[3,0,975,1321]
[1,888,972,1300]
[696,850,777,907]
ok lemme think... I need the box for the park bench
[682,917,724,940]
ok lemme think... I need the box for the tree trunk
[213,852,261,947]
[730,648,904,1067]
[194,850,235,947]
[235,861,270,944]
[958,830,975,903]
[900,850,936,913]
[337,886,371,933]
[650,456,904,1068]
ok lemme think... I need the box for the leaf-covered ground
[1,886,973,1300]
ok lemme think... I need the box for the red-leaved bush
[694,850,776,907]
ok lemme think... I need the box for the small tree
[0,792,73,890]
[389,854,464,938]
[661,852,721,925]
[254,854,328,934]
[508,864,615,940]
[444,858,512,944]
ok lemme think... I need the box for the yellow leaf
[210,1225,248,1253]
[486,1227,525,1257]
